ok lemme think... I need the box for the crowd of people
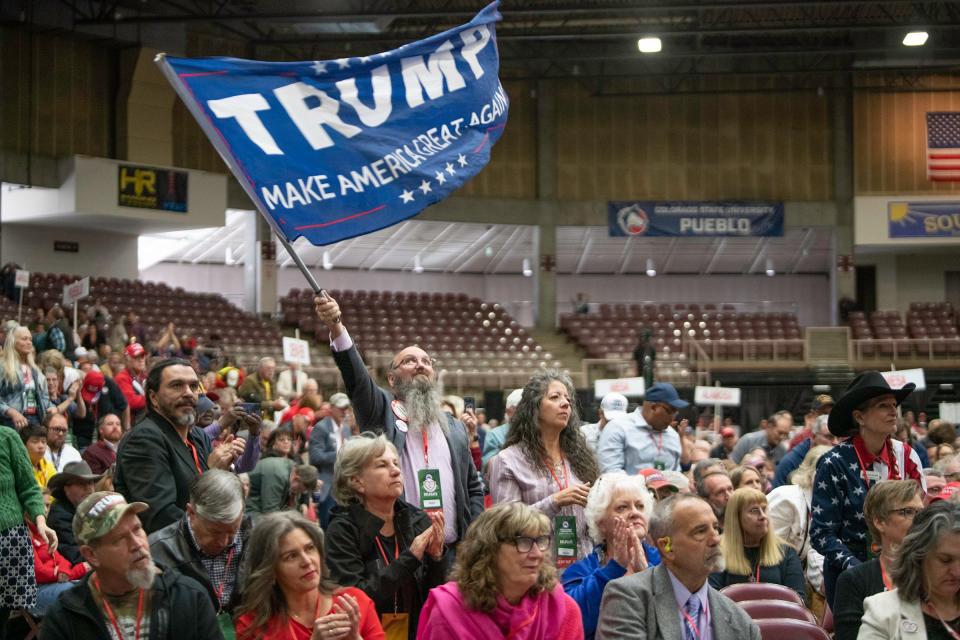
[0,292,956,640]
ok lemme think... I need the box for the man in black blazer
[314,294,484,546]
[597,494,760,640]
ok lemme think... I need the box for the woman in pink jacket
[417,502,583,640]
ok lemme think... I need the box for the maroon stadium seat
[755,619,830,640]
[738,599,817,624]
[720,582,805,606]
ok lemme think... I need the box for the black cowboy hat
[828,370,915,437]
[47,461,104,496]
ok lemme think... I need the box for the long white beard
[395,377,445,433]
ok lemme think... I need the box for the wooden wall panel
[854,75,960,194]
[460,80,536,198]
[555,79,833,201]
[0,27,114,178]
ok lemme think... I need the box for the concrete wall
[1,224,139,279]
[859,252,952,315]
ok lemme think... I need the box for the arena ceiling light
[413,255,424,273]
[903,31,929,46]
[637,37,662,54]
[322,251,333,270]
[645,258,657,277]
[522,258,533,277]
[765,258,775,277]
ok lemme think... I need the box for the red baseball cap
[720,427,736,438]
[81,371,106,404]
[640,468,678,492]
[124,343,145,358]
[931,481,960,503]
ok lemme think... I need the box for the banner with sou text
[156,2,507,245]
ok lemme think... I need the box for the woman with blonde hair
[417,501,583,640]
[234,511,384,639]
[730,465,764,492]
[0,324,51,429]
[709,487,806,601]
[325,433,445,639]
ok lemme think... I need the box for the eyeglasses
[48,427,68,434]
[506,535,551,553]
[889,507,922,519]
[393,355,434,369]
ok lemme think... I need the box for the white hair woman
[324,433,445,639]
[561,472,656,640]
[0,324,52,429]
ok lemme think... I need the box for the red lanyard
[679,599,708,640]
[421,429,429,467]
[286,591,323,640]
[880,557,893,591]
[375,534,400,565]
[924,601,960,640]
[547,456,569,491]
[853,446,882,489]
[651,430,664,455]
[184,439,203,475]
[214,548,236,606]
[94,575,144,640]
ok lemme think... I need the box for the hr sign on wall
[118,165,189,212]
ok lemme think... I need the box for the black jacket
[833,558,885,640]
[325,500,448,639]
[47,499,81,564]
[39,567,224,640]
[114,409,214,533]
[72,377,127,443]
[332,343,484,539]
[147,514,253,614]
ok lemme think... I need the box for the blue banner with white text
[888,201,960,238]
[608,201,784,237]
[157,2,507,245]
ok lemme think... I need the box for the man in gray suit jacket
[314,294,484,545]
[597,494,760,640]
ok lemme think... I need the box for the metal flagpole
[275,234,341,324]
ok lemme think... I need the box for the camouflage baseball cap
[73,491,148,546]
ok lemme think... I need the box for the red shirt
[235,587,384,640]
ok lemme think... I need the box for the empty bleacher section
[849,303,960,360]
[19,272,281,350]
[560,303,804,365]
[279,288,569,389]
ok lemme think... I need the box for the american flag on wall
[927,112,960,181]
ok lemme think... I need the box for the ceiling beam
[745,238,771,274]
[449,226,502,273]
[616,236,635,274]
[704,238,727,274]
[574,230,594,274]
[189,224,246,264]
[660,238,679,275]
[364,222,415,270]
[408,223,458,271]
[789,228,815,274]
[80,1,952,26]
[487,226,526,274]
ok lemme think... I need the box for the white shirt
[45,443,83,472]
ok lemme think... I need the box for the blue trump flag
[156,2,507,246]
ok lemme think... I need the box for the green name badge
[418,468,443,511]
[653,457,668,471]
[555,515,577,569]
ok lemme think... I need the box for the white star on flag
[434,171,446,185]
[399,189,415,203]
[359,56,373,63]
[336,58,351,69]
[813,505,822,514]
[311,61,327,74]
[419,180,432,194]
[457,153,468,167]
[445,162,456,175]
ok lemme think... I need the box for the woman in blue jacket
[561,472,659,640]
[0,324,51,429]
